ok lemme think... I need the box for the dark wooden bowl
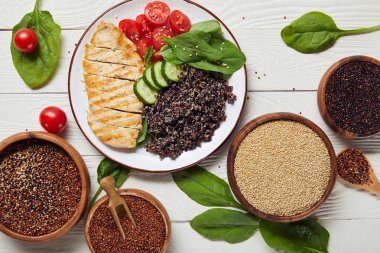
[0,131,90,242]
[317,55,380,139]
[227,113,337,223]
[85,188,171,253]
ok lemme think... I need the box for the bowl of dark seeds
[227,113,337,222]
[318,55,380,139]
[85,188,171,253]
[0,131,90,242]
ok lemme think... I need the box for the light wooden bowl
[85,188,171,253]
[0,131,90,242]
[317,55,380,139]
[227,113,337,223]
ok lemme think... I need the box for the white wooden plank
[1,92,379,221]
[1,219,379,253]
[1,0,380,30]
[1,29,379,93]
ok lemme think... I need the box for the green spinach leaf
[11,0,61,89]
[189,38,246,75]
[191,20,223,36]
[144,46,154,67]
[259,219,330,253]
[137,117,148,145]
[159,44,183,64]
[90,158,130,208]
[172,165,243,209]
[190,208,259,243]
[165,31,222,62]
[281,11,380,53]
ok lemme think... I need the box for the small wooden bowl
[227,113,337,223]
[0,131,90,242]
[317,55,380,139]
[85,188,171,253]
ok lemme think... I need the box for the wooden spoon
[100,176,136,239]
[337,148,380,197]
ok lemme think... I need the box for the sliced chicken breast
[88,119,139,148]
[84,74,135,96]
[85,44,144,67]
[83,60,144,81]
[88,104,142,129]
[90,21,136,51]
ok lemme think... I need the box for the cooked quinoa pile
[145,65,236,159]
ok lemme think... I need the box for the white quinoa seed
[234,120,331,216]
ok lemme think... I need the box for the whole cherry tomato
[39,106,67,134]
[13,28,38,53]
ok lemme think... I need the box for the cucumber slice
[162,61,182,82]
[143,66,161,91]
[152,62,169,88]
[134,78,157,105]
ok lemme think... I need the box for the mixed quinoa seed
[145,64,236,159]
[234,120,331,217]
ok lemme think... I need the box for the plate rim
[68,0,248,173]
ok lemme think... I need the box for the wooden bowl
[85,188,171,253]
[317,55,380,139]
[0,131,90,242]
[227,113,337,223]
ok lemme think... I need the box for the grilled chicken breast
[88,119,139,149]
[85,44,144,67]
[90,21,136,51]
[83,20,145,149]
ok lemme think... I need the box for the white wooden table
[1,0,380,252]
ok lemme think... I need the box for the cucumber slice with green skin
[162,61,182,82]
[134,78,157,105]
[152,62,169,88]
[143,66,161,91]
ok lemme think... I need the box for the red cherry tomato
[39,106,67,134]
[118,19,141,42]
[152,50,163,63]
[152,26,175,50]
[144,1,170,26]
[137,37,153,60]
[136,14,155,35]
[169,10,191,34]
[13,28,38,53]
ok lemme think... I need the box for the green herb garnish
[11,0,61,89]
[281,11,380,53]
[144,46,154,67]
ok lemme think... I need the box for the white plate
[68,0,247,172]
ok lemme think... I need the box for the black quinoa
[325,60,380,136]
[0,139,82,236]
[145,65,236,159]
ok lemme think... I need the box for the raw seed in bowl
[234,120,331,216]
[0,139,82,236]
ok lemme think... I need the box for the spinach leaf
[172,165,243,209]
[90,158,130,209]
[281,11,380,53]
[159,44,183,64]
[190,208,259,243]
[165,31,222,62]
[137,117,148,145]
[144,46,154,67]
[191,20,223,36]
[11,0,61,89]
[259,219,330,253]
[189,38,246,75]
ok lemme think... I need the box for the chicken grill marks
[145,65,236,159]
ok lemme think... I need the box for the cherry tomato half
[137,37,153,60]
[13,28,38,53]
[136,14,155,35]
[39,106,67,134]
[152,26,175,50]
[169,10,191,34]
[144,1,170,26]
[119,19,141,43]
